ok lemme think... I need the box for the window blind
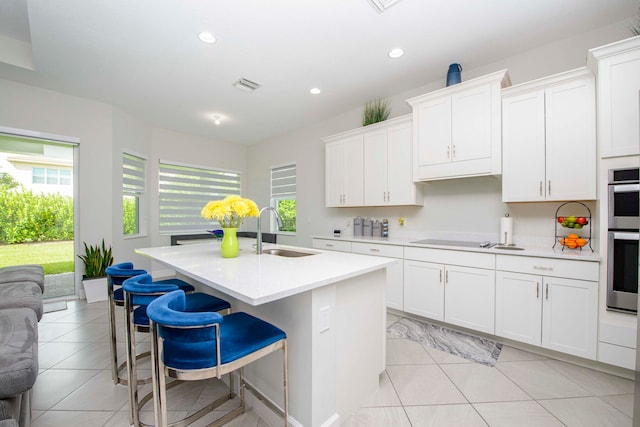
[159,161,241,234]
[123,153,145,198]
[271,163,296,198]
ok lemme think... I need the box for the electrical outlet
[319,306,331,333]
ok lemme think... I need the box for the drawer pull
[546,283,549,300]
[369,248,380,253]
[533,266,553,271]
[536,282,539,298]
[325,244,334,247]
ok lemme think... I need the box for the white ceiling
[0,0,637,145]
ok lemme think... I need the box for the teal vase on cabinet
[220,228,239,258]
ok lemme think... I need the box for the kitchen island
[136,240,395,427]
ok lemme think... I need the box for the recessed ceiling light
[388,48,404,58]
[310,88,322,95]
[198,32,216,44]
[211,114,221,125]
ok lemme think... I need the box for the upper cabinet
[407,70,510,181]
[501,67,596,202]
[325,134,364,207]
[588,36,640,158]
[324,115,422,207]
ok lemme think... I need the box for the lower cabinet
[495,258,598,360]
[403,248,495,335]
[444,265,495,334]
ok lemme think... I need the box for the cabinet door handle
[548,180,551,196]
[387,191,390,202]
[439,270,442,283]
[452,144,456,158]
[545,283,549,300]
[445,270,448,284]
[536,282,539,298]
[539,181,543,197]
[447,145,450,159]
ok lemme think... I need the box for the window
[271,163,296,233]
[122,152,146,236]
[159,161,241,234]
[32,167,71,185]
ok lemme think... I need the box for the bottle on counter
[382,218,389,237]
[372,220,381,237]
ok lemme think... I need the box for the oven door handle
[613,184,640,193]
[611,231,640,241]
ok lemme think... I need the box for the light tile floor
[34,301,635,426]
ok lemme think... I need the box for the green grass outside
[0,241,75,274]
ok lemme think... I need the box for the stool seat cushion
[148,291,284,370]
[0,282,43,320]
[0,308,38,399]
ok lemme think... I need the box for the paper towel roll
[500,216,514,245]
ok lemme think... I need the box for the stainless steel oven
[607,167,640,313]
[608,168,640,230]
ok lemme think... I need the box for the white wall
[247,21,629,248]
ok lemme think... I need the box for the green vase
[220,228,239,258]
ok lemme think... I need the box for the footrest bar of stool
[243,380,286,420]
[116,350,153,386]
[139,390,238,427]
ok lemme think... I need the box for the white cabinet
[325,135,364,207]
[502,68,596,202]
[588,36,640,158]
[444,265,495,334]
[363,118,421,206]
[324,115,421,207]
[313,238,404,310]
[407,69,510,181]
[403,260,444,320]
[495,255,598,360]
[403,247,495,334]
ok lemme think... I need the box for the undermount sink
[493,245,525,251]
[262,248,316,257]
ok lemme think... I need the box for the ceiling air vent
[367,0,401,13]
[233,78,261,92]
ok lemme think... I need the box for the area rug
[388,317,502,367]
[43,301,68,313]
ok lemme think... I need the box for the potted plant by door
[77,239,114,303]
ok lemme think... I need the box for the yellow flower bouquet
[201,195,259,228]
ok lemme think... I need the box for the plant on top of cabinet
[501,67,596,202]
[362,98,391,126]
[407,69,510,181]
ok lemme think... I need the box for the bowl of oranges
[558,234,588,249]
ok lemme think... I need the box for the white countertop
[136,240,396,305]
[313,235,601,262]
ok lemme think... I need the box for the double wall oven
[607,167,639,313]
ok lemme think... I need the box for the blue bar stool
[146,290,289,427]
[122,275,231,426]
[105,262,195,385]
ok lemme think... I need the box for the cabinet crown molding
[502,66,593,96]
[587,35,640,66]
[406,69,511,106]
[322,114,411,143]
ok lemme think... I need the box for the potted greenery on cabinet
[77,239,113,303]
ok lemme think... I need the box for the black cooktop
[410,239,494,248]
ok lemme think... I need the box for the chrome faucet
[256,206,283,254]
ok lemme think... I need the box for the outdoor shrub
[0,183,73,244]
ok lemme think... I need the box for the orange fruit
[567,233,579,240]
[559,238,566,245]
[566,241,578,249]
[576,238,587,247]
